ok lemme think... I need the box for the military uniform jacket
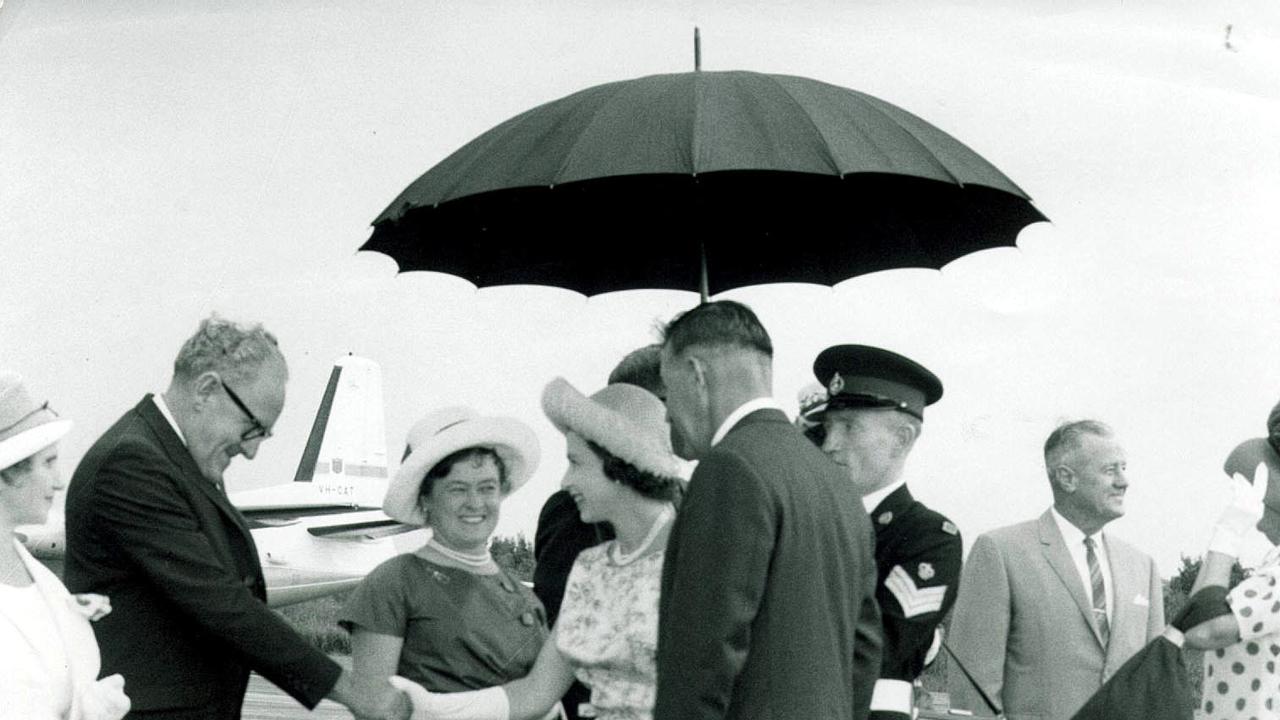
[656,409,883,720]
[63,396,341,718]
[866,485,962,720]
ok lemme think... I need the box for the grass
[275,593,351,655]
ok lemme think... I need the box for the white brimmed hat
[542,377,682,479]
[0,372,73,472]
[382,406,539,526]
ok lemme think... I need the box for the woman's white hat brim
[0,419,72,472]
[383,410,540,526]
[542,377,682,479]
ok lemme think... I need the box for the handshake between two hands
[352,676,515,720]
[1209,462,1271,558]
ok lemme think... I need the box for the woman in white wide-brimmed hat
[0,371,130,720]
[391,378,685,720]
[341,407,548,705]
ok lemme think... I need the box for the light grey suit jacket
[945,510,1164,720]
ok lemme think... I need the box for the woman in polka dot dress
[1184,452,1280,719]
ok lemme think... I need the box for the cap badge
[941,521,958,536]
[828,372,845,396]
[878,511,894,525]
[918,563,935,581]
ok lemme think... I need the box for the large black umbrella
[362,70,1047,298]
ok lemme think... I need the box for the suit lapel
[1037,511,1105,647]
[134,396,257,550]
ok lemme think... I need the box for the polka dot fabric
[1200,548,1280,719]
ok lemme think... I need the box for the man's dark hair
[660,300,773,358]
[608,344,665,399]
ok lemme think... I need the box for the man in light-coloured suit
[946,420,1164,720]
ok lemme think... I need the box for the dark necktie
[1084,536,1110,646]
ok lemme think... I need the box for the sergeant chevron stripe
[885,565,947,618]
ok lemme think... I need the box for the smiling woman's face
[420,453,503,554]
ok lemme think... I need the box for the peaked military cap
[812,344,943,421]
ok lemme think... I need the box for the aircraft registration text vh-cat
[15,355,427,607]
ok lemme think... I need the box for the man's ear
[897,419,922,450]
[191,372,221,408]
[1050,465,1076,493]
[688,356,709,394]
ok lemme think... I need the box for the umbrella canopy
[363,70,1048,297]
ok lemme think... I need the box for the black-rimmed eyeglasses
[219,380,272,442]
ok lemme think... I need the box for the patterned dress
[1199,547,1280,719]
[555,542,663,720]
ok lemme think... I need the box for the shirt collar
[152,393,187,447]
[711,397,785,447]
[1050,506,1103,547]
[863,476,909,513]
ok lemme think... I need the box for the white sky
[3,0,1279,573]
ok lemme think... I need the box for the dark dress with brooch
[868,484,963,720]
[341,554,547,690]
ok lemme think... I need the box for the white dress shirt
[710,397,786,447]
[1050,507,1114,625]
[152,393,187,446]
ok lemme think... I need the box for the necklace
[611,505,674,566]
[425,537,494,569]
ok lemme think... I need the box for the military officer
[812,344,962,720]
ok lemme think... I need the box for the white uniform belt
[869,678,913,713]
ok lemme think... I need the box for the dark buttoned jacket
[866,484,963,720]
[64,395,340,718]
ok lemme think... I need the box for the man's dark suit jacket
[64,396,341,718]
[655,408,882,720]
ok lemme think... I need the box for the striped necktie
[1084,536,1109,646]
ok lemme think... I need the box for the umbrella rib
[844,91,964,186]
[550,80,644,185]
[761,74,842,175]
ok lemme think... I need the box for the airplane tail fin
[296,355,389,509]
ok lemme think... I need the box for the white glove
[78,674,131,720]
[389,676,510,720]
[69,593,112,621]
[1209,463,1269,557]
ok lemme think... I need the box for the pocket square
[1132,594,1150,607]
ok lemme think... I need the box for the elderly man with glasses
[64,315,408,720]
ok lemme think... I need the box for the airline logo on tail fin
[297,356,389,508]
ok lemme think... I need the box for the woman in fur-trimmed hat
[391,378,685,720]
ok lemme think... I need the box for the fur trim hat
[542,378,681,479]
[0,372,72,471]
[382,406,539,526]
